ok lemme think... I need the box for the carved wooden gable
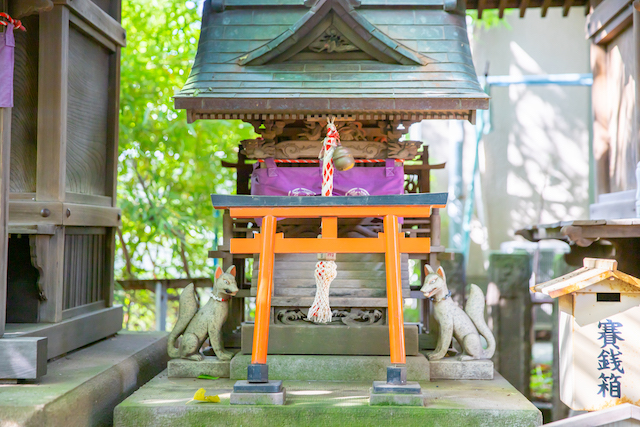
[240,0,429,66]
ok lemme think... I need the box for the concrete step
[0,331,169,427]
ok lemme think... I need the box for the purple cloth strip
[0,23,15,108]
[250,159,406,226]
[251,159,405,197]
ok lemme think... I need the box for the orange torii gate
[211,193,447,391]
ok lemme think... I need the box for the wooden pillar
[591,42,610,197]
[104,31,122,309]
[155,282,167,331]
[551,298,570,421]
[635,1,640,165]
[35,5,70,323]
[384,214,406,365]
[0,108,10,337]
[251,215,276,365]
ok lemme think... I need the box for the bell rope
[307,117,340,323]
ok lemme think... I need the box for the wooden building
[513,0,640,277]
[0,0,124,379]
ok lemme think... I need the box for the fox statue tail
[167,283,198,358]
[464,284,496,359]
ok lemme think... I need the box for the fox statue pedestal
[168,356,232,378]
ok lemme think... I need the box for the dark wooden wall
[2,0,124,337]
[10,14,38,193]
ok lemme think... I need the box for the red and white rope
[0,13,26,31]
[257,158,401,164]
[307,118,339,324]
[320,121,339,197]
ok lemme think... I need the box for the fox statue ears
[215,265,237,279]
[424,264,446,282]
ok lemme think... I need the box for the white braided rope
[307,260,337,323]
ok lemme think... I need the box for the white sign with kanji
[559,291,640,411]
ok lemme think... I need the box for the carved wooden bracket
[250,120,291,140]
[561,225,596,247]
[388,140,421,159]
[28,235,48,301]
[241,138,276,158]
[242,139,421,160]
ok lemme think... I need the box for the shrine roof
[174,0,489,120]
[531,258,640,298]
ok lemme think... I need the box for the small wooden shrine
[176,0,489,364]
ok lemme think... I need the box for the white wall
[418,8,591,277]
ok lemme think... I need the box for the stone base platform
[230,353,430,381]
[230,389,286,405]
[114,371,542,427]
[241,324,419,355]
[429,358,494,380]
[0,331,169,427]
[369,391,427,406]
[168,356,231,378]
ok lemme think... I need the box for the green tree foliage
[116,0,255,328]
[466,9,512,31]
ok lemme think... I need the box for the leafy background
[115,0,256,329]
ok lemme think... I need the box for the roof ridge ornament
[238,0,430,66]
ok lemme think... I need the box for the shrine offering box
[533,258,640,411]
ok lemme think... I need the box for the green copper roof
[175,0,489,117]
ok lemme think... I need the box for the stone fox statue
[167,265,238,361]
[420,265,495,361]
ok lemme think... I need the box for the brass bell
[332,145,355,171]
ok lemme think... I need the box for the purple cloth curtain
[251,158,405,197]
[0,23,15,108]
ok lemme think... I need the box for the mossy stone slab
[230,389,286,405]
[428,358,494,380]
[168,356,230,378]
[114,371,542,427]
[369,391,427,406]
[229,353,430,381]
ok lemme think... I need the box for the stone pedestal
[230,390,286,405]
[428,358,494,380]
[369,392,427,406]
[168,356,231,378]
[241,324,419,355]
[230,353,430,381]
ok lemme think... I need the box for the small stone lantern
[532,258,640,411]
